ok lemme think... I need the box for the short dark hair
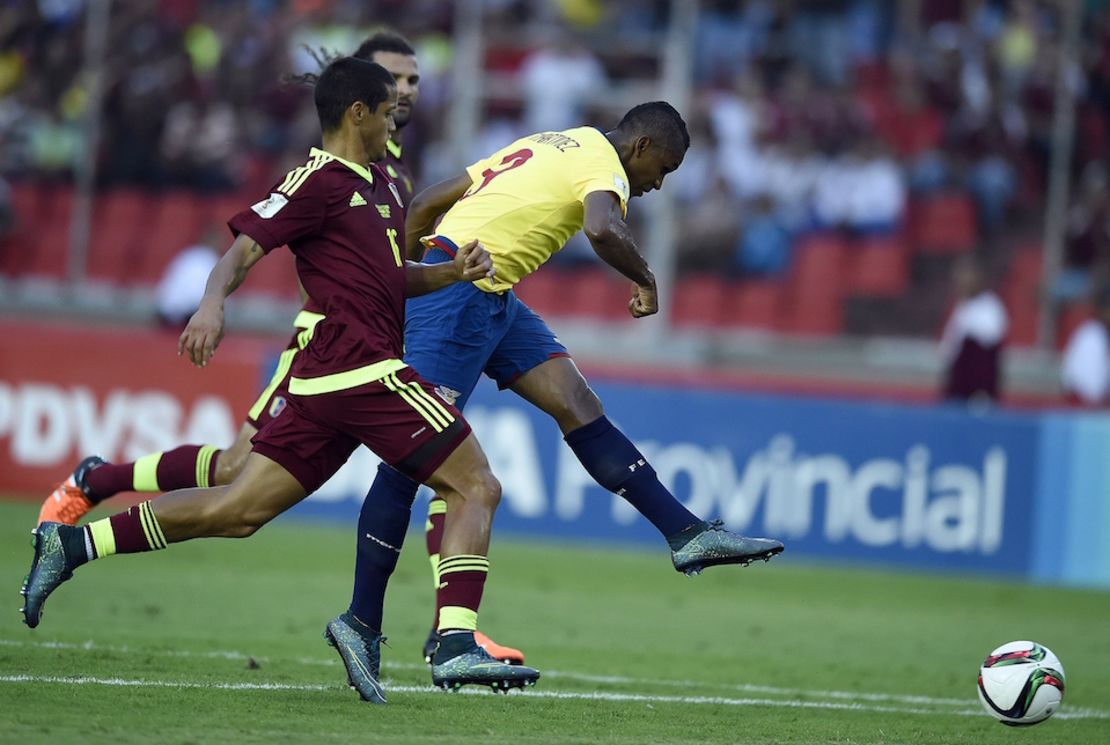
[616,101,690,155]
[314,57,396,132]
[353,31,416,61]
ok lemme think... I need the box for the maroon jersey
[382,139,415,206]
[229,148,408,383]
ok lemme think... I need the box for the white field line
[1,674,1107,722]
[3,638,1107,721]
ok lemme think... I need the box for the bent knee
[552,381,603,429]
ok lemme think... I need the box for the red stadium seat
[129,192,213,284]
[24,185,73,280]
[1002,248,1043,347]
[847,237,910,297]
[513,270,562,317]
[728,279,785,330]
[238,244,300,301]
[87,189,150,283]
[784,235,846,335]
[672,275,729,328]
[909,194,977,254]
[1,182,49,276]
[565,267,631,321]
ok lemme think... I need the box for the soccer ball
[977,641,1065,726]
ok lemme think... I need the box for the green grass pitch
[1,499,1108,744]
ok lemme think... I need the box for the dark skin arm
[403,173,474,260]
[177,233,266,368]
[404,239,494,297]
[582,190,657,318]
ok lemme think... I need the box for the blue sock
[564,415,699,539]
[349,463,420,631]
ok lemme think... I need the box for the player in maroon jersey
[21,57,541,701]
[35,33,416,530]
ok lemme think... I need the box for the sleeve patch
[613,174,629,202]
[251,193,289,219]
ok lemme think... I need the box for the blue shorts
[403,247,569,410]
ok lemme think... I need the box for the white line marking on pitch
[0,675,1106,721]
[3,639,1107,721]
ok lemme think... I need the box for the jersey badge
[434,385,462,406]
[251,193,288,219]
[613,174,630,202]
[268,395,287,418]
[349,192,368,207]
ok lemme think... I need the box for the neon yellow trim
[142,502,167,548]
[427,499,448,517]
[437,554,489,575]
[403,378,454,425]
[195,445,218,488]
[293,310,325,330]
[88,518,116,558]
[138,502,157,549]
[386,139,402,159]
[133,453,162,492]
[438,562,490,576]
[428,552,440,589]
[283,152,328,195]
[249,348,298,420]
[289,359,408,396]
[383,373,444,432]
[278,165,306,194]
[438,607,479,632]
[309,147,374,184]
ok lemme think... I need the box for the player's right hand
[629,283,658,318]
[454,239,495,282]
[178,301,225,368]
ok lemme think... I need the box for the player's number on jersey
[386,228,402,267]
[461,148,534,200]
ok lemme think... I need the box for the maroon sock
[84,463,135,503]
[82,500,167,560]
[84,445,221,502]
[435,555,489,632]
[155,445,221,490]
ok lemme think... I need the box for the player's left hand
[454,239,495,282]
[629,283,658,318]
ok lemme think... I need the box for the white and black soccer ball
[977,640,1065,726]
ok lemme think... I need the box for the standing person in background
[1061,285,1110,407]
[939,256,1008,403]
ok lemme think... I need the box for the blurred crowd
[2,0,1109,279]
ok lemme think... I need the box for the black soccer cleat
[430,632,539,693]
[21,523,74,629]
[324,612,387,704]
[670,520,784,575]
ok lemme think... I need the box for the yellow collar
[309,147,374,184]
[386,139,402,159]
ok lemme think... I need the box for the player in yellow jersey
[338,102,785,666]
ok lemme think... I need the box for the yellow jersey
[423,126,630,293]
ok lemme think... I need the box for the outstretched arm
[404,173,474,260]
[404,239,494,297]
[582,190,657,318]
[178,233,266,367]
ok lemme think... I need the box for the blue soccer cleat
[431,632,539,693]
[670,519,784,575]
[325,612,387,703]
[21,522,75,629]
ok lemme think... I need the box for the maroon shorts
[246,311,323,430]
[250,365,471,493]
